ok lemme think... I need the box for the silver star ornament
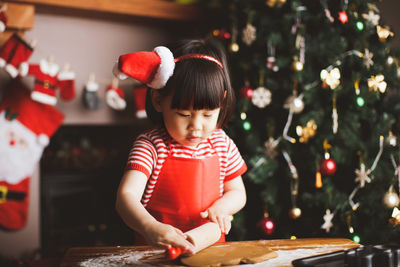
[363,49,374,69]
[321,209,334,233]
[354,163,372,188]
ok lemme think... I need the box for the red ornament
[320,158,337,176]
[257,216,275,235]
[239,86,253,98]
[212,28,231,40]
[338,11,348,24]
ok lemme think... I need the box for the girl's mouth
[186,136,202,143]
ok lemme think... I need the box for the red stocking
[0,178,29,230]
[0,33,34,78]
[0,4,7,32]
[58,66,76,101]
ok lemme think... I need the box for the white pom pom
[112,63,128,80]
[148,46,175,89]
[0,21,5,33]
[19,62,29,76]
[37,134,49,147]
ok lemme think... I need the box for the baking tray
[292,244,400,267]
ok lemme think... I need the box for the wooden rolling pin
[166,222,221,259]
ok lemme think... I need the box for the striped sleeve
[125,137,156,178]
[225,136,247,182]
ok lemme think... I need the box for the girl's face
[152,92,220,147]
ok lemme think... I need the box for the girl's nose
[189,116,202,131]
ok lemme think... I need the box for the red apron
[135,141,225,244]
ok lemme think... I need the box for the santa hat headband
[174,54,223,69]
[115,46,223,89]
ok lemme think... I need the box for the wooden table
[60,238,360,266]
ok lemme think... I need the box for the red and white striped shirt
[126,127,247,206]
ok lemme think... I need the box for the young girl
[115,39,247,255]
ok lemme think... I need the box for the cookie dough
[181,241,278,266]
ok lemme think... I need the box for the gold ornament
[289,206,302,219]
[354,79,360,95]
[229,42,239,53]
[386,131,397,147]
[212,29,220,37]
[266,0,287,8]
[296,120,317,143]
[389,207,400,226]
[383,185,400,208]
[376,25,394,42]
[292,56,304,72]
[315,171,322,188]
[368,74,387,93]
[320,68,341,89]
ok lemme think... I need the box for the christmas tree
[203,0,400,244]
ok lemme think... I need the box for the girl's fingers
[156,241,171,250]
[173,239,195,254]
[200,210,234,234]
[169,231,196,253]
[175,228,187,238]
[224,217,232,234]
[217,216,225,234]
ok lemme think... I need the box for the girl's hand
[200,209,233,235]
[143,221,196,254]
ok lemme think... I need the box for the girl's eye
[177,112,190,117]
[204,114,213,117]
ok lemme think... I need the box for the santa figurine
[106,77,126,110]
[0,80,64,230]
[0,33,35,78]
[0,3,8,32]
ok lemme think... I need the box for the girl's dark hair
[145,38,235,128]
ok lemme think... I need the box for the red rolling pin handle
[166,246,187,260]
[165,222,222,260]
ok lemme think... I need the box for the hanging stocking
[106,77,126,110]
[57,64,76,102]
[133,85,147,118]
[82,73,103,110]
[0,33,34,78]
[0,80,64,230]
[20,57,60,106]
[0,3,8,32]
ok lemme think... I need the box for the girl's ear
[150,89,162,112]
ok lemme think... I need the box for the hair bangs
[169,60,226,111]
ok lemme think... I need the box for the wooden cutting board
[60,238,360,267]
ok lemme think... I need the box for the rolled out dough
[181,242,278,266]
